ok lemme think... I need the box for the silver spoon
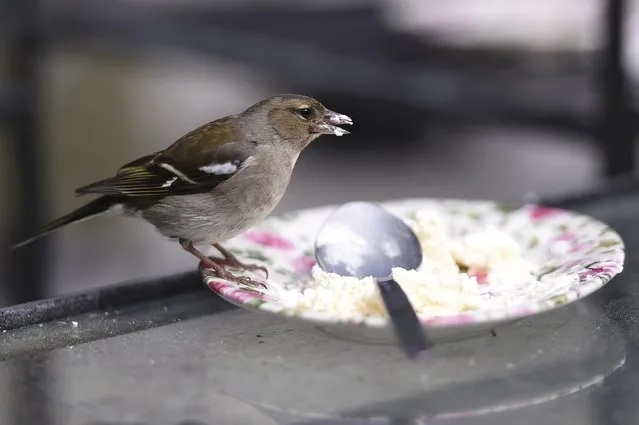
[314,201,433,358]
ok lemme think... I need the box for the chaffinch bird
[14,94,353,288]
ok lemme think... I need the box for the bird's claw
[234,263,268,279]
[218,270,267,290]
[200,261,267,290]
[233,275,268,290]
[207,256,269,279]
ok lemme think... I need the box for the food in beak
[318,110,353,136]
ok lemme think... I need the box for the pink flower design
[231,289,265,303]
[570,243,592,254]
[244,231,294,250]
[578,266,616,280]
[555,233,575,242]
[208,280,265,302]
[566,260,585,270]
[425,314,475,326]
[468,268,489,285]
[529,206,562,221]
[292,255,316,273]
[514,306,533,316]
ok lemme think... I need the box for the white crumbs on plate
[278,208,568,320]
[405,211,459,275]
[450,226,524,271]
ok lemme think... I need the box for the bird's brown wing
[75,121,257,198]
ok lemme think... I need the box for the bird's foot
[181,238,267,290]
[209,264,267,290]
[213,243,269,278]
[208,256,269,278]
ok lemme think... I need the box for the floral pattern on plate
[203,199,624,337]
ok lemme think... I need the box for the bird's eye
[297,107,312,120]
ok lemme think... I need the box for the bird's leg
[179,239,266,289]
[211,243,269,278]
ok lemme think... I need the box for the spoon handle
[377,279,433,358]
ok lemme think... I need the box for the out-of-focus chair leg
[600,0,635,177]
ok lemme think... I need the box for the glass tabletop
[1,191,638,425]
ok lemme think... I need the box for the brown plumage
[13,94,353,288]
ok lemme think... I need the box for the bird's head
[242,94,353,149]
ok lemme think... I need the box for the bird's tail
[11,196,116,249]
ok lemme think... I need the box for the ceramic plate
[201,199,625,343]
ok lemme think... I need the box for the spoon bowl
[314,201,433,357]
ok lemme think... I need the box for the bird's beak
[317,110,353,136]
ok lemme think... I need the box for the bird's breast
[142,146,299,244]
[221,148,298,215]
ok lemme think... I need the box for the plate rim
[202,197,626,330]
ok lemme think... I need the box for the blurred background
[1,0,637,307]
